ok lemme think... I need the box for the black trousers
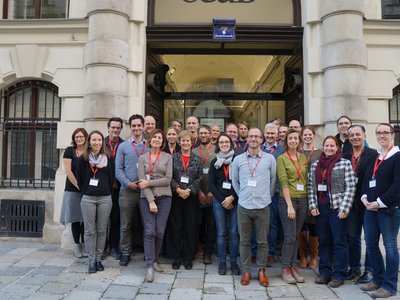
[106,187,120,250]
[165,195,198,262]
[198,205,216,256]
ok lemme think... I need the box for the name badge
[181,176,189,184]
[296,184,304,191]
[222,182,232,189]
[369,180,376,188]
[247,180,257,187]
[318,184,327,192]
[136,163,139,169]
[146,174,151,181]
[202,168,209,175]
[89,178,99,186]
[355,177,359,184]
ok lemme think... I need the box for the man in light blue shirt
[231,127,276,287]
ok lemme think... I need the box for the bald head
[144,115,156,136]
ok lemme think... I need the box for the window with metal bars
[382,0,400,19]
[0,80,61,188]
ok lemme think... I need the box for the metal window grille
[0,199,45,237]
[0,80,61,188]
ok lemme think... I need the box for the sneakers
[218,262,226,275]
[357,271,373,284]
[74,243,83,258]
[119,255,131,266]
[291,267,305,283]
[282,267,296,284]
[231,261,241,275]
[146,267,154,282]
[153,261,163,273]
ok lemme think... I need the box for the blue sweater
[115,138,150,192]
[362,147,400,214]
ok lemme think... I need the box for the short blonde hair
[178,130,194,144]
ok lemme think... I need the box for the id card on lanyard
[222,165,231,189]
[89,165,99,186]
[246,151,263,187]
[370,146,393,188]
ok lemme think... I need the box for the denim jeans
[316,204,349,282]
[347,209,372,272]
[267,194,283,256]
[364,208,400,293]
[237,204,269,273]
[213,198,239,263]
[278,197,308,268]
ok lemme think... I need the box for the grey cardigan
[138,151,173,203]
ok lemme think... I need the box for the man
[171,119,182,133]
[271,118,281,129]
[336,115,352,154]
[232,127,276,287]
[115,114,150,266]
[226,123,244,155]
[261,123,284,265]
[143,115,156,137]
[210,124,221,144]
[278,124,288,147]
[103,117,124,260]
[186,116,201,148]
[237,121,249,151]
[343,125,377,284]
[288,120,302,132]
[193,125,217,265]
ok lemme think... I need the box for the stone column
[83,0,131,132]
[320,0,367,134]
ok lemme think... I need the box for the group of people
[60,114,400,298]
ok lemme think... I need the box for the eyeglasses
[218,141,230,144]
[248,135,262,139]
[375,131,393,136]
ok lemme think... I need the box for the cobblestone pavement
[0,241,399,299]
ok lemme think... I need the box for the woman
[163,127,181,154]
[60,128,88,258]
[77,130,114,274]
[277,129,308,284]
[298,126,322,269]
[208,133,240,276]
[138,129,173,282]
[166,130,202,270]
[359,123,400,298]
[308,136,356,288]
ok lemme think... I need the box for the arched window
[1,80,61,188]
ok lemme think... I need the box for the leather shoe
[258,268,269,287]
[172,259,181,270]
[360,281,380,291]
[328,279,344,288]
[357,271,373,284]
[218,262,226,275]
[203,255,212,265]
[119,255,130,266]
[315,274,330,284]
[88,260,97,274]
[370,287,394,298]
[231,261,241,275]
[96,260,104,271]
[266,255,274,267]
[240,272,251,285]
[184,260,192,270]
[347,268,361,280]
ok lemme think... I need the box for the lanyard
[372,145,393,178]
[181,154,190,172]
[246,151,263,177]
[263,144,275,154]
[287,151,302,181]
[302,146,314,165]
[89,164,98,178]
[131,139,145,157]
[321,168,328,183]
[199,144,212,166]
[351,151,362,172]
[223,165,229,181]
[191,135,199,149]
[237,141,248,149]
[108,139,119,158]
[148,151,161,176]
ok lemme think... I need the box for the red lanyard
[372,145,393,178]
[131,139,145,157]
[302,146,314,165]
[238,142,248,149]
[321,169,328,183]
[108,139,119,158]
[263,144,275,154]
[199,144,212,166]
[191,135,198,149]
[287,151,302,181]
[223,165,229,181]
[246,151,264,177]
[148,151,161,176]
[351,152,362,172]
[89,164,98,178]
[181,154,190,172]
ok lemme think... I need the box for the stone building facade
[0,0,399,243]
